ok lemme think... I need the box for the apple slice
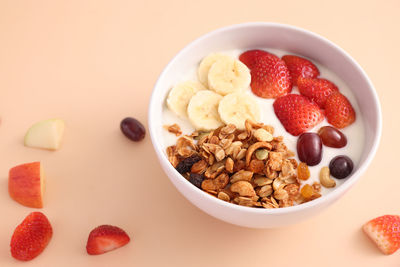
[9,162,45,208]
[24,119,65,150]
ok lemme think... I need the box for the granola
[163,123,182,136]
[166,119,321,208]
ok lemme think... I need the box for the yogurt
[161,48,365,197]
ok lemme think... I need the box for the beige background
[0,0,399,266]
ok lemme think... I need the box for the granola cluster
[165,119,321,208]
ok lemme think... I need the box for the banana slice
[218,92,260,130]
[167,81,206,118]
[208,58,251,96]
[197,53,232,88]
[187,90,224,131]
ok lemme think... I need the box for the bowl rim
[148,22,382,215]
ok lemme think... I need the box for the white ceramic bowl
[148,22,382,228]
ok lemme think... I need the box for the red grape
[297,133,323,166]
[329,155,353,179]
[318,126,347,148]
[120,117,146,141]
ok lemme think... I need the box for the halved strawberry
[240,50,292,98]
[273,94,324,136]
[297,77,339,108]
[363,215,400,255]
[282,55,319,85]
[86,225,130,255]
[239,49,271,70]
[325,91,356,128]
[10,212,53,261]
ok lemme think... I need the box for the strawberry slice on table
[363,215,400,255]
[273,94,324,136]
[10,212,53,261]
[239,49,292,98]
[86,225,130,255]
[325,91,356,128]
[282,55,320,85]
[297,77,339,108]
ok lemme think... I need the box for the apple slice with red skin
[8,162,45,208]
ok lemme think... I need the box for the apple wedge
[24,119,65,150]
[9,162,45,208]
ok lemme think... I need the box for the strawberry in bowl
[273,94,324,136]
[240,49,292,98]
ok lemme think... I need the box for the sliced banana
[218,92,260,130]
[187,90,224,131]
[208,57,251,96]
[166,80,206,118]
[197,53,232,88]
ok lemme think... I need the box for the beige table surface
[0,0,399,266]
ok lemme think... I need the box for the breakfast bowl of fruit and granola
[148,22,381,228]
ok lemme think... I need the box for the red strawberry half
[240,49,292,98]
[297,77,339,108]
[86,225,130,255]
[282,55,320,85]
[10,212,53,261]
[239,49,271,70]
[325,91,356,128]
[273,94,324,136]
[363,215,400,255]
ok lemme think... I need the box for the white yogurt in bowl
[161,47,365,198]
